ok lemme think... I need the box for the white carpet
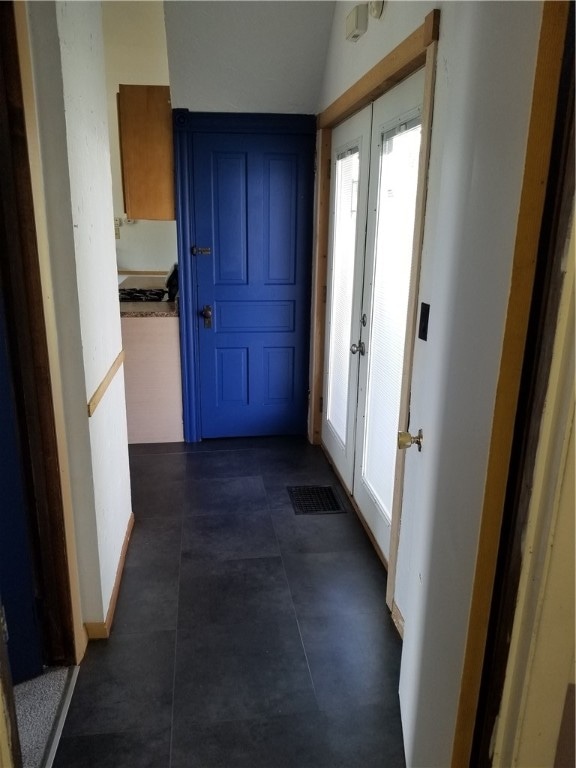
[14,667,77,768]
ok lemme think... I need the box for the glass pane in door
[362,121,422,520]
[326,148,360,445]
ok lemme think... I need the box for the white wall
[88,370,131,609]
[56,0,133,616]
[25,0,132,621]
[397,5,542,765]
[56,1,122,398]
[319,2,542,766]
[319,0,437,108]
[102,1,177,272]
[165,1,335,113]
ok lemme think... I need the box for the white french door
[322,69,425,565]
[322,105,371,490]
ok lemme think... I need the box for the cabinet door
[118,84,175,220]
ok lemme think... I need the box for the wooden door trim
[0,2,75,666]
[309,9,440,445]
[307,128,331,442]
[316,10,440,131]
[0,629,20,768]
[451,4,572,765]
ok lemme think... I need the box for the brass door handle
[398,429,423,452]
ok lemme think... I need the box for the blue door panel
[189,128,314,438]
[263,347,295,403]
[214,153,248,285]
[217,301,294,332]
[264,155,297,284]
[216,347,248,405]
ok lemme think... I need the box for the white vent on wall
[346,4,368,42]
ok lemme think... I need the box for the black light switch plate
[418,302,430,341]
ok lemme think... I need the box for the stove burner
[119,288,167,302]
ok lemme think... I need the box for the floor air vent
[287,485,344,515]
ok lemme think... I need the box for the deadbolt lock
[398,428,423,452]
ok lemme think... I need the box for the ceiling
[164,1,336,114]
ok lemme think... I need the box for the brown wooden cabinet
[117,84,175,220]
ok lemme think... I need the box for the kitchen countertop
[118,272,178,317]
[120,301,179,318]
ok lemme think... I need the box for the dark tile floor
[54,437,405,767]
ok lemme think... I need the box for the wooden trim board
[317,10,439,129]
[0,627,20,768]
[83,624,109,640]
[84,512,134,640]
[87,349,125,417]
[391,601,405,640]
[451,3,571,765]
[307,127,331,443]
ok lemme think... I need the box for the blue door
[0,295,43,684]
[181,121,314,439]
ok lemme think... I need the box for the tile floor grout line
[266,477,322,712]
[168,513,185,768]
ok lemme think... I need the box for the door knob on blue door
[199,305,212,328]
